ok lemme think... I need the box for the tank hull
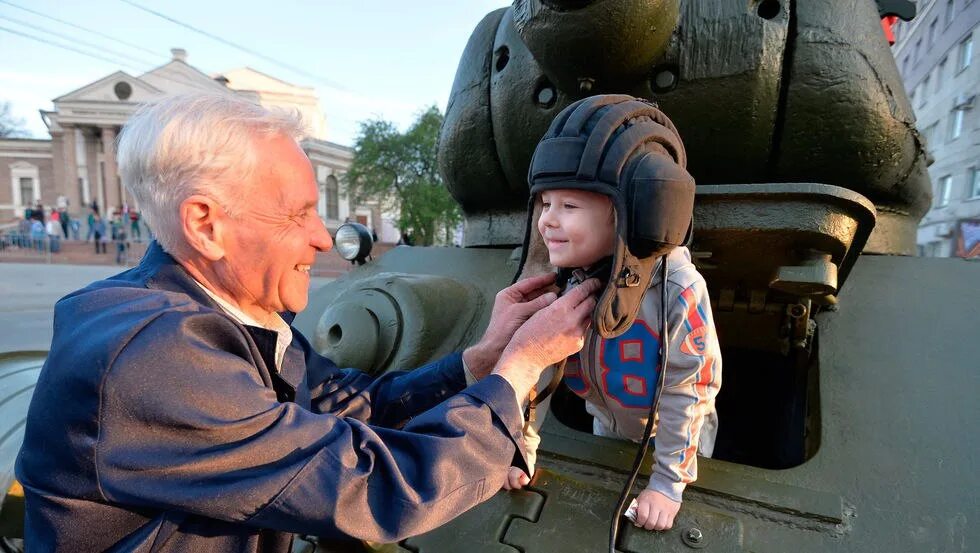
[296,250,979,552]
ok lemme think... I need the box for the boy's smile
[537,189,616,269]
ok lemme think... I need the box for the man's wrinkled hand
[493,278,600,400]
[634,489,680,531]
[463,273,560,379]
[502,467,531,491]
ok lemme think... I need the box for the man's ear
[180,195,226,261]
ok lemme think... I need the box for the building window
[948,108,965,139]
[19,177,35,205]
[325,175,339,220]
[914,38,923,62]
[936,57,947,92]
[929,18,938,47]
[946,0,956,27]
[925,122,940,150]
[929,241,943,257]
[920,76,930,106]
[11,162,40,211]
[958,34,973,71]
[937,174,953,206]
[970,166,980,198]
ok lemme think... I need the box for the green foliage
[0,102,29,138]
[344,106,460,246]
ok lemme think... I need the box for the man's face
[217,133,333,319]
[537,189,615,269]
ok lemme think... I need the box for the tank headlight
[335,222,373,263]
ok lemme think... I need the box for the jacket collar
[138,241,225,311]
[137,241,298,324]
[135,240,305,392]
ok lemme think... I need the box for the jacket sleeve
[96,311,526,542]
[297,328,469,429]
[645,278,722,503]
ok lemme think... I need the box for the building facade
[893,0,980,258]
[2,49,368,234]
[217,67,328,140]
[0,139,53,219]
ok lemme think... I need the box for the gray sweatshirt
[523,246,722,503]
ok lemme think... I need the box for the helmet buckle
[617,266,642,288]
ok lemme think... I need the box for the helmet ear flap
[625,152,695,257]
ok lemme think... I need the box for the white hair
[117,93,306,257]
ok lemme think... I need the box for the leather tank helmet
[515,94,695,338]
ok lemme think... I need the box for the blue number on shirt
[599,320,660,409]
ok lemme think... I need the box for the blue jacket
[16,242,526,551]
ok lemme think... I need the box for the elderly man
[15,94,598,551]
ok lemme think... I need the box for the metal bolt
[650,64,679,92]
[535,85,556,108]
[653,69,677,90]
[681,527,706,548]
[578,77,595,93]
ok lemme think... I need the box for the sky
[0,0,511,146]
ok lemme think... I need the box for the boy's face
[537,189,615,268]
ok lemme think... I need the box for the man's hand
[492,278,601,400]
[463,273,561,379]
[634,489,680,531]
[502,467,531,491]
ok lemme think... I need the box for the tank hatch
[692,182,875,354]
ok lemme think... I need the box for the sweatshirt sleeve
[645,278,722,503]
[519,363,563,476]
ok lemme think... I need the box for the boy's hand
[502,467,531,491]
[634,489,680,531]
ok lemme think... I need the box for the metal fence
[0,232,55,263]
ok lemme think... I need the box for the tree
[344,106,461,246]
[0,102,29,138]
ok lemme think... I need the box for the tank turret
[440,0,930,255]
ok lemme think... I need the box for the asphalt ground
[0,263,333,353]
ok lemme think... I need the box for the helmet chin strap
[609,253,670,552]
[557,255,614,289]
[526,255,614,430]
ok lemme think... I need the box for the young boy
[509,95,721,532]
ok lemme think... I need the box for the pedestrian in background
[45,212,60,253]
[130,210,142,242]
[30,218,45,252]
[85,210,95,242]
[92,214,107,254]
[114,227,129,264]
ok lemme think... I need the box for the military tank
[293,0,978,551]
[0,1,974,551]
